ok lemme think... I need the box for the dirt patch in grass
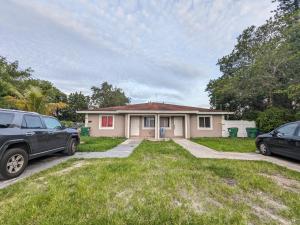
[178,189,205,214]
[176,186,223,214]
[115,189,134,207]
[223,178,237,186]
[252,205,291,225]
[245,191,290,225]
[256,191,288,211]
[262,174,300,193]
[51,161,90,176]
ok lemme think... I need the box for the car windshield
[0,112,14,128]
[43,117,62,129]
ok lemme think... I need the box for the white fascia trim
[196,112,234,115]
[99,115,115,130]
[197,115,213,130]
[77,110,234,115]
[77,111,117,114]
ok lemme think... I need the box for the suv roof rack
[0,108,40,115]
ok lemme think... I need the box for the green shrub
[256,107,294,132]
[295,112,300,120]
[60,120,74,128]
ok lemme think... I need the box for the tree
[256,107,294,132]
[206,2,300,120]
[0,57,31,106]
[90,82,130,108]
[273,0,299,16]
[4,86,67,115]
[0,56,68,116]
[61,92,89,122]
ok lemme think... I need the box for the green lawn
[0,140,299,225]
[191,137,257,152]
[78,136,126,152]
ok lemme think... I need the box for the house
[77,102,233,139]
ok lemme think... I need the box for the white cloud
[0,0,276,106]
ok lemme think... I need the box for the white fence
[222,120,256,137]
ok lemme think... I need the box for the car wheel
[64,138,77,156]
[0,148,28,180]
[259,142,271,156]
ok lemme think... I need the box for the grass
[78,136,126,152]
[0,140,299,225]
[191,137,257,152]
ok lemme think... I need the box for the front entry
[130,117,140,136]
[174,117,183,137]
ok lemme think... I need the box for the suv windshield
[0,112,14,128]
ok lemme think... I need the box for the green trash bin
[246,127,258,138]
[228,127,238,138]
[80,127,90,136]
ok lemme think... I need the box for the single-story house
[77,102,233,139]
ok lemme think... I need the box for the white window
[198,116,212,129]
[143,116,155,128]
[99,115,114,129]
[160,117,170,128]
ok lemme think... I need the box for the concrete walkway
[74,138,142,159]
[0,139,141,189]
[173,139,300,173]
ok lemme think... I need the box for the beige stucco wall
[87,114,125,137]
[190,115,222,137]
[85,113,223,138]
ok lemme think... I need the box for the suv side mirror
[272,130,278,136]
[272,130,284,137]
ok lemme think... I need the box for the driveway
[173,139,300,173]
[0,139,142,189]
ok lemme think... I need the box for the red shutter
[107,116,113,127]
[102,116,107,127]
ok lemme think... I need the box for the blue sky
[0,0,276,107]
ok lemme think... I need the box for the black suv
[0,109,80,179]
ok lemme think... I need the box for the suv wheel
[0,148,28,179]
[63,138,77,156]
[259,142,271,156]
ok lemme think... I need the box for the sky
[0,0,276,107]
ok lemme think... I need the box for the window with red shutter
[102,116,108,127]
[107,116,113,127]
[100,115,113,128]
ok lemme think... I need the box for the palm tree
[3,86,67,115]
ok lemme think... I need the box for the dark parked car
[256,121,300,160]
[0,109,80,179]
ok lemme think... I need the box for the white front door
[174,117,183,136]
[130,117,140,136]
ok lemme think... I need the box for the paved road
[0,139,142,189]
[173,139,300,173]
